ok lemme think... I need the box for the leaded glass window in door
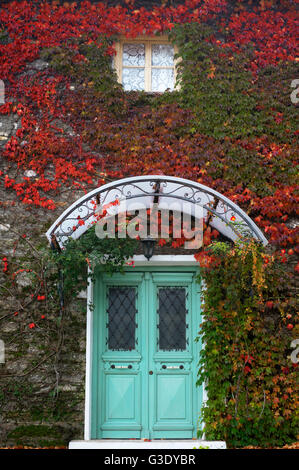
[106,286,138,351]
[157,287,188,351]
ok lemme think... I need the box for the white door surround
[68,254,227,449]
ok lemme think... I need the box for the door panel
[92,267,201,439]
[156,374,189,418]
[106,375,137,420]
[149,272,195,438]
[98,272,144,439]
[101,371,142,438]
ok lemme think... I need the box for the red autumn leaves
[2,257,8,273]
[223,9,298,71]
[240,354,254,374]
[0,0,297,267]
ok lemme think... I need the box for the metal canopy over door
[91,266,202,439]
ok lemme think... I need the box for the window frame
[113,35,180,93]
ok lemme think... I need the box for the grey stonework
[26,59,49,72]
[0,114,20,146]
[0,152,88,446]
[0,59,49,148]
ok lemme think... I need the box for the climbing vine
[51,225,138,301]
[197,240,298,448]
[0,0,298,447]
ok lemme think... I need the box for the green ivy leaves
[51,226,138,301]
[196,240,298,448]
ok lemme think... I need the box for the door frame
[84,255,205,440]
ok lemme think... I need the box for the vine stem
[0,284,25,315]
[234,370,243,419]
[258,389,266,420]
[0,223,40,257]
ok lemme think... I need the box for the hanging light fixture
[141,237,156,261]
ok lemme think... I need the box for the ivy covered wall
[0,0,298,448]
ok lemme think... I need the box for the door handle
[149,370,153,375]
[111,364,132,369]
[161,365,184,370]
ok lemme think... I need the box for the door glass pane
[158,287,187,351]
[107,286,137,351]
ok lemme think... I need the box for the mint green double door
[91,266,202,439]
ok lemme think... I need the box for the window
[106,286,138,351]
[114,36,178,92]
[157,287,188,351]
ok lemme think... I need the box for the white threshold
[68,439,226,449]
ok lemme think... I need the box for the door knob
[149,370,153,375]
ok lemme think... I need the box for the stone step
[69,439,226,449]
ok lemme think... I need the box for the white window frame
[113,35,180,92]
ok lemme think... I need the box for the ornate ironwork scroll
[46,175,268,247]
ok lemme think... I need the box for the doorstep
[68,440,226,449]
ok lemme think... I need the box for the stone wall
[0,50,93,443]
[0,164,89,446]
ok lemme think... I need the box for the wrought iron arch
[46,175,268,247]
